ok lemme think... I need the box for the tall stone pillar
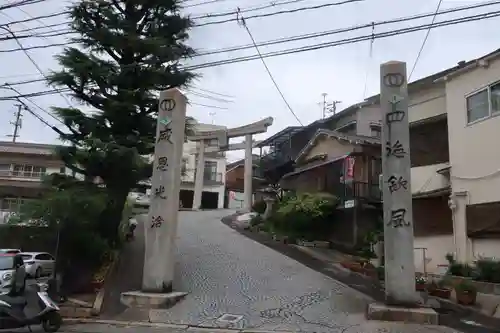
[380,61,419,305]
[192,141,205,210]
[142,88,186,292]
[244,134,253,212]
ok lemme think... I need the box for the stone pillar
[244,134,253,212]
[142,88,186,292]
[263,196,275,220]
[192,141,205,210]
[380,61,419,305]
[449,193,469,263]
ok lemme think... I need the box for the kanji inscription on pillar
[142,88,187,293]
[380,61,419,305]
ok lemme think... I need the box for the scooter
[0,282,62,332]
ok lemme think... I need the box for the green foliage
[47,0,197,242]
[475,259,500,283]
[252,200,267,214]
[447,263,475,278]
[268,192,338,240]
[250,214,264,227]
[454,279,477,293]
[17,181,111,268]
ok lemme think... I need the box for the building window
[370,127,381,138]
[466,81,500,124]
[0,198,32,212]
[12,164,46,178]
[0,164,11,176]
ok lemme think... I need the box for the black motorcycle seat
[0,295,27,306]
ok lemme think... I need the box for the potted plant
[429,279,452,299]
[415,276,427,291]
[455,280,477,305]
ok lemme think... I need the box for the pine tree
[49,0,196,243]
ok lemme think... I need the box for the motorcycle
[0,282,62,332]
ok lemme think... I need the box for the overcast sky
[0,0,498,162]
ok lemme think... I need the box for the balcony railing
[181,169,224,185]
[328,181,381,204]
[202,171,223,185]
[0,170,45,180]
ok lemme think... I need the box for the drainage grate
[217,313,243,324]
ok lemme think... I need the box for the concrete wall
[471,238,500,261]
[408,84,446,123]
[445,57,500,205]
[411,163,450,195]
[356,104,381,137]
[414,235,454,274]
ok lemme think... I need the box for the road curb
[63,318,189,329]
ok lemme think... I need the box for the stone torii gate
[188,117,273,212]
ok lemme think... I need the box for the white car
[0,249,21,254]
[20,252,55,278]
[0,253,26,294]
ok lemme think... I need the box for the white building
[142,122,228,209]
[179,123,227,209]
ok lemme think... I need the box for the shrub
[475,259,500,283]
[252,200,267,214]
[447,263,475,277]
[270,192,338,240]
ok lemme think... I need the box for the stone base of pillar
[366,303,438,324]
[120,290,187,309]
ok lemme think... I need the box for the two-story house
[440,48,500,264]
[0,141,69,224]
[178,123,227,209]
[256,102,383,249]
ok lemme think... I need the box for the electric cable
[408,0,444,80]
[240,15,303,126]
[194,0,364,27]
[2,9,499,97]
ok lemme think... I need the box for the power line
[0,26,74,107]
[185,89,234,103]
[240,16,303,126]
[190,86,234,98]
[408,0,444,80]
[191,0,308,19]
[195,0,500,56]
[0,0,45,11]
[1,0,497,54]
[2,84,69,128]
[190,101,229,109]
[184,9,500,70]
[0,11,69,27]
[194,0,364,27]
[2,8,499,97]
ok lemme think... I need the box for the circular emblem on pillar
[160,99,176,112]
[383,73,405,87]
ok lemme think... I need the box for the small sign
[160,98,176,112]
[344,200,355,209]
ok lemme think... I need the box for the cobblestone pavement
[146,210,462,333]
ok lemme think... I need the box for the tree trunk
[100,187,129,246]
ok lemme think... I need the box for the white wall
[445,57,500,205]
[471,239,500,261]
[414,235,454,274]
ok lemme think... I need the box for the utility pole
[7,104,23,142]
[319,93,342,119]
[209,111,216,124]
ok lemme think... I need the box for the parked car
[0,249,21,254]
[0,253,26,294]
[20,252,55,278]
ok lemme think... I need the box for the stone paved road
[147,210,461,333]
